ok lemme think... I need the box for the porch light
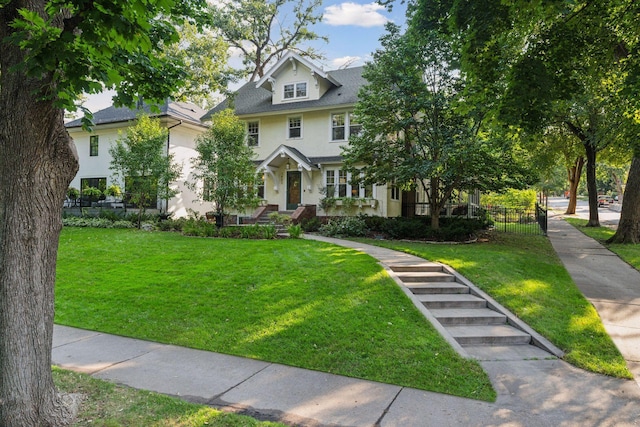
[286,163,290,170]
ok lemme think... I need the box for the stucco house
[65,100,211,218]
[203,51,402,219]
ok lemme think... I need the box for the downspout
[165,121,182,214]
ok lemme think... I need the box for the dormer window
[284,82,307,100]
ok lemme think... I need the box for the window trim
[283,81,308,101]
[89,135,99,156]
[287,115,303,139]
[324,168,375,199]
[247,120,260,147]
[330,111,361,142]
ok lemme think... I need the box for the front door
[286,171,301,210]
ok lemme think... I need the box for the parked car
[598,195,614,207]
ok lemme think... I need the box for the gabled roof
[202,65,365,120]
[255,51,341,91]
[65,100,208,129]
[257,145,319,172]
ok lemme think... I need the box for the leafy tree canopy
[189,109,260,218]
[109,115,182,225]
[343,23,535,229]
[210,0,328,81]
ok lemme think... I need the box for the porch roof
[257,145,319,172]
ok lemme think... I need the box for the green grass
[564,218,640,270]
[53,367,286,426]
[352,233,632,379]
[56,228,495,401]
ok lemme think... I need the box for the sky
[81,0,407,113]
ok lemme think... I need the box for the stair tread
[447,324,530,338]
[390,263,443,272]
[417,294,484,302]
[396,271,454,278]
[430,308,506,319]
[406,282,468,289]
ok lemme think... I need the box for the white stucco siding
[167,125,210,218]
[68,127,121,190]
[248,109,350,161]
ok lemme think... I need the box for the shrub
[300,217,321,232]
[319,216,368,237]
[287,224,303,239]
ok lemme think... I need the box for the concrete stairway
[389,262,550,358]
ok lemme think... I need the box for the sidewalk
[547,215,640,384]
[53,221,640,426]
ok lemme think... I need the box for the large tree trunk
[584,142,600,227]
[0,4,80,425]
[565,156,584,215]
[608,156,640,244]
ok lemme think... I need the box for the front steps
[388,262,557,360]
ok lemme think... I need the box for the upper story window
[247,121,259,147]
[331,112,362,141]
[89,135,99,156]
[288,116,302,139]
[283,82,307,100]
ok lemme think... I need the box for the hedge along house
[202,51,402,219]
[65,100,211,218]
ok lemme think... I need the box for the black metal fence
[484,204,547,236]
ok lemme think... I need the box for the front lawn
[354,233,631,379]
[55,228,494,401]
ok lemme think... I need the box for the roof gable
[255,51,341,92]
[202,64,365,120]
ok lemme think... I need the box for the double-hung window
[325,169,375,198]
[247,121,259,147]
[331,112,362,141]
[89,135,99,156]
[288,116,302,139]
[283,82,307,100]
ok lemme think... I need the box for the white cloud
[323,2,389,28]
[330,56,363,69]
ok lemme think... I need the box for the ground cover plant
[55,228,495,401]
[564,218,640,270]
[53,368,285,426]
[355,233,632,379]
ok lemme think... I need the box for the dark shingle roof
[202,66,365,120]
[66,100,208,129]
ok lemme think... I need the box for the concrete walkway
[53,219,640,426]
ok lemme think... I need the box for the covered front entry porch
[256,144,319,211]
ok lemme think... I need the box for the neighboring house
[65,100,211,218]
[203,51,402,218]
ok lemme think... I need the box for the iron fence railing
[484,204,547,236]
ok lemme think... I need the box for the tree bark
[0,3,80,425]
[608,156,640,244]
[584,141,600,227]
[565,156,584,215]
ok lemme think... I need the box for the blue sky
[82,1,407,112]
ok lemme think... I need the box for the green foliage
[105,184,122,199]
[7,0,207,116]
[268,212,292,225]
[66,187,80,200]
[189,109,260,218]
[62,217,135,229]
[81,186,102,198]
[342,23,534,229]
[181,219,277,239]
[482,189,537,210]
[319,216,368,237]
[299,217,321,232]
[56,228,495,400]
[287,224,303,238]
[109,115,182,226]
[162,21,239,108]
[210,0,327,81]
